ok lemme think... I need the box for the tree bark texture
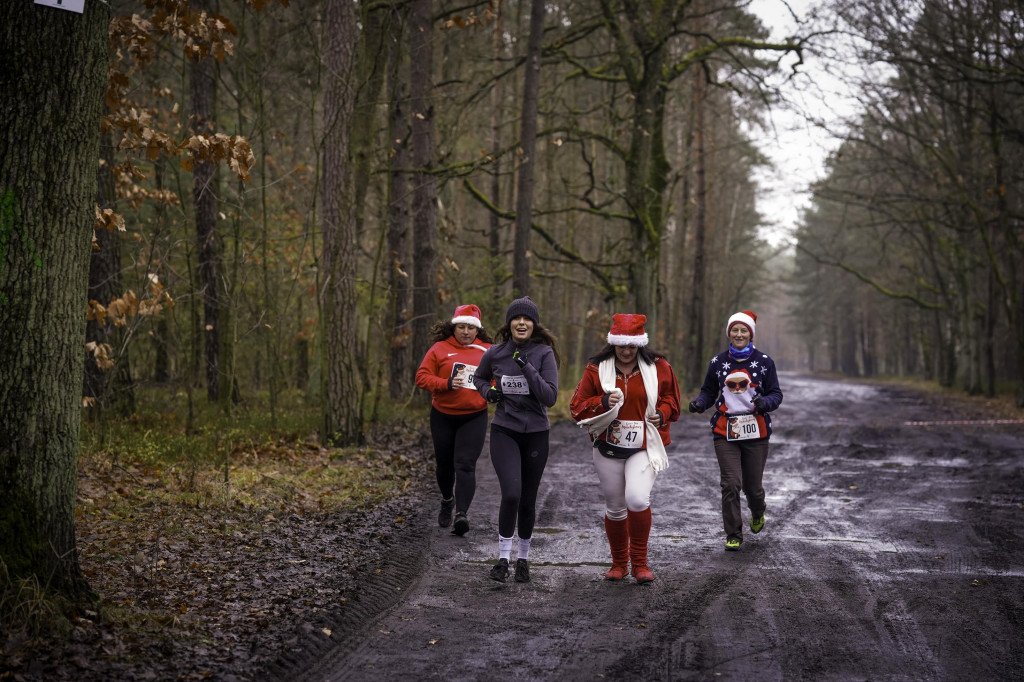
[512,0,545,297]
[410,0,437,366]
[190,0,220,403]
[321,0,362,444]
[0,0,109,599]
[489,1,505,302]
[387,7,412,400]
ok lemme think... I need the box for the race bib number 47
[500,374,530,395]
[606,419,643,449]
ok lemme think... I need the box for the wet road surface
[284,373,1024,681]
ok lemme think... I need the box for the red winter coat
[569,357,681,448]
[415,336,491,415]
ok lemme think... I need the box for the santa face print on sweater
[720,368,757,415]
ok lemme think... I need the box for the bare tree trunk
[686,63,709,388]
[190,0,220,402]
[0,0,109,601]
[321,0,362,444]
[387,5,412,400]
[410,0,438,365]
[85,129,134,418]
[489,0,505,302]
[512,0,545,296]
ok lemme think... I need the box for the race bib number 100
[726,414,761,441]
[500,374,530,395]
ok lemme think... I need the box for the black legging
[429,407,487,514]
[489,424,550,539]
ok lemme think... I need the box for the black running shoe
[452,512,469,536]
[438,498,454,528]
[489,558,509,582]
[514,558,530,583]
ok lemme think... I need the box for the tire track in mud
[260,501,435,682]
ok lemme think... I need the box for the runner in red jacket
[570,314,680,583]
[415,304,492,536]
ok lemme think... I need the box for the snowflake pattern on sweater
[693,347,783,440]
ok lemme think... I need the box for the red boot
[628,507,654,584]
[603,516,630,581]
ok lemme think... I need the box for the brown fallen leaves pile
[1,420,433,681]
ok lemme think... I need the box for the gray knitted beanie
[505,296,540,326]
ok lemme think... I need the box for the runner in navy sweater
[473,296,560,583]
[688,310,783,551]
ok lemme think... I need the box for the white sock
[498,535,513,561]
[517,537,531,561]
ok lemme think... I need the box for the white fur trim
[727,312,756,338]
[451,315,482,328]
[606,332,649,347]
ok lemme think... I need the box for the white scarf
[575,357,669,473]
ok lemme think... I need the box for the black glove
[688,400,701,414]
[447,377,455,391]
[752,395,768,414]
[513,349,528,369]
[485,386,503,404]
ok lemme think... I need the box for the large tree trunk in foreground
[0,0,109,601]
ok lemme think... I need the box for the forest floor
[2,374,1023,681]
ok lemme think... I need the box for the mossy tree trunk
[0,0,109,602]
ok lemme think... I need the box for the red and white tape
[903,419,1024,426]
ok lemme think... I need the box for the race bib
[500,374,530,395]
[605,419,643,449]
[726,414,761,441]
[450,363,477,390]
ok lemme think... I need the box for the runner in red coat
[415,304,492,536]
[570,314,680,583]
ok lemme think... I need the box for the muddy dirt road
[271,373,1024,681]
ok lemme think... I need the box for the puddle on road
[777,534,900,554]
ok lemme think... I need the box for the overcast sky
[747,0,860,247]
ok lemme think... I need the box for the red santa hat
[607,313,649,347]
[727,310,757,339]
[451,304,483,328]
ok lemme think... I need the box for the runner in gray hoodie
[473,296,560,583]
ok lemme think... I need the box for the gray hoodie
[473,339,558,433]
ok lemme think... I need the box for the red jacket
[569,357,681,448]
[415,336,491,415]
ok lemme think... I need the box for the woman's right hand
[606,391,622,408]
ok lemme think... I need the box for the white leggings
[591,448,657,520]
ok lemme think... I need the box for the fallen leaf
[321,628,332,637]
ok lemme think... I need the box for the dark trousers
[713,437,769,539]
[429,407,487,514]
[489,424,550,539]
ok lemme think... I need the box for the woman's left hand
[647,412,662,427]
